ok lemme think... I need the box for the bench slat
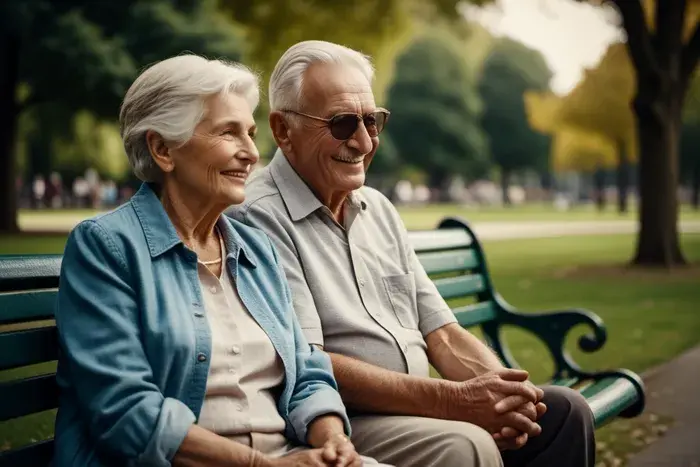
[408,229,473,252]
[0,439,54,467]
[417,249,480,275]
[0,374,59,422]
[0,290,57,325]
[434,275,486,300]
[581,377,639,427]
[0,255,61,292]
[452,301,498,327]
[0,327,59,371]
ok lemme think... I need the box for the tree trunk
[692,163,700,210]
[0,33,20,233]
[593,168,606,212]
[501,168,511,206]
[616,141,630,214]
[632,81,686,266]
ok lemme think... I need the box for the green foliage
[478,37,553,175]
[385,35,488,187]
[8,0,246,117]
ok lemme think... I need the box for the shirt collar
[130,182,256,267]
[269,149,367,221]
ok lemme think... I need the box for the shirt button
[235,404,243,412]
[197,353,207,362]
[228,368,237,375]
[194,311,204,317]
[401,344,408,353]
[231,345,241,355]
[209,285,218,294]
[359,279,365,287]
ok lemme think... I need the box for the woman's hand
[321,433,362,467]
[264,438,362,467]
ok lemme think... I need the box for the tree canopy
[385,34,488,191]
[478,36,553,198]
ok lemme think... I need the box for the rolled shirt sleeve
[56,221,194,466]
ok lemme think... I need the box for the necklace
[200,227,225,265]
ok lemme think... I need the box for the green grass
[2,229,699,464]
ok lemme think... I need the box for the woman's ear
[145,130,174,173]
[269,111,293,153]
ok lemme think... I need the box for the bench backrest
[0,217,497,465]
[408,217,499,328]
[0,255,62,466]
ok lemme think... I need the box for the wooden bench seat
[0,218,645,465]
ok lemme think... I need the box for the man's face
[285,63,380,197]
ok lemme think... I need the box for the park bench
[0,217,645,466]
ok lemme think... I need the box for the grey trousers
[350,385,595,467]
[228,432,393,465]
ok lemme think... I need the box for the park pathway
[18,212,700,240]
[627,344,700,466]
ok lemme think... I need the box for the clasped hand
[455,368,547,451]
[267,433,361,467]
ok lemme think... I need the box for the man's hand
[449,368,544,438]
[489,381,547,451]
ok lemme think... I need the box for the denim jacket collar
[130,182,257,267]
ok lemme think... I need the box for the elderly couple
[53,41,594,466]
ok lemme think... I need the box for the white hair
[269,40,375,112]
[120,54,260,182]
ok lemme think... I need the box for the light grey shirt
[196,235,287,436]
[227,151,456,377]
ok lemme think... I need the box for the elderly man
[228,40,595,467]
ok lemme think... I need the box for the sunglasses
[283,108,390,141]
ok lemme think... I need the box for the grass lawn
[1,230,699,465]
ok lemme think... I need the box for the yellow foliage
[557,43,635,151]
[640,0,700,40]
[552,128,618,172]
[523,91,563,134]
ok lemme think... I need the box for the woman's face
[163,92,259,207]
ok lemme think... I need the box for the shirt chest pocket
[382,273,419,330]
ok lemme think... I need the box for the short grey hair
[269,40,375,112]
[120,54,260,182]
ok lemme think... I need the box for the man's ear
[269,111,293,152]
[145,130,174,174]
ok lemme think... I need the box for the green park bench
[0,217,645,466]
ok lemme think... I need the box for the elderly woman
[52,55,382,467]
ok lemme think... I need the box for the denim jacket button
[197,353,207,362]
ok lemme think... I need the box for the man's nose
[347,120,373,154]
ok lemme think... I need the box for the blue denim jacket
[53,183,350,467]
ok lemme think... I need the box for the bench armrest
[480,296,645,420]
[481,294,607,381]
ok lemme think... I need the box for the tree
[680,120,700,209]
[579,0,700,266]
[478,37,553,205]
[385,35,489,195]
[0,0,246,232]
[554,43,638,213]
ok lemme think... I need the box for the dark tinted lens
[365,111,388,137]
[329,114,360,140]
